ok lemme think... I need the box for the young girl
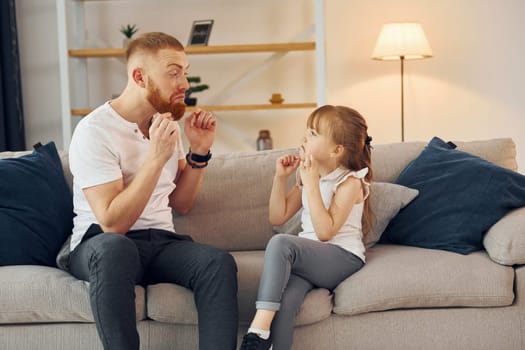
[240,105,373,350]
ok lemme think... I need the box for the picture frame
[187,19,214,46]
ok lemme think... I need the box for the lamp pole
[372,23,433,143]
[400,55,405,142]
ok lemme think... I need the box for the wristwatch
[186,149,212,168]
[189,149,212,163]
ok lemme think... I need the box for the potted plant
[184,76,209,106]
[120,24,139,47]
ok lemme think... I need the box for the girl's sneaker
[239,333,272,350]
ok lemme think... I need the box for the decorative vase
[256,129,273,151]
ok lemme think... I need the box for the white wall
[16,0,525,171]
[16,0,62,148]
[326,0,525,171]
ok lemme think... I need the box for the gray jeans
[256,234,364,350]
[67,225,239,350]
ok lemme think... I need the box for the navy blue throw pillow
[0,142,73,266]
[382,137,525,254]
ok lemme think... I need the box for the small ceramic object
[269,93,284,104]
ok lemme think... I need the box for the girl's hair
[125,32,184,61]
[307,105,374,236]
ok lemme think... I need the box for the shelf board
[71,103,317,116]
[187,42,315,54]
[191,103,317,111]
[68,42,315,58]
[69,48,124,57]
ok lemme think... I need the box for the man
[65,32,238,350]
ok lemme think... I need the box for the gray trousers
[68,225,239,350]
[256,234,364,350]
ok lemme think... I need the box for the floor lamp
[372,23,432,142]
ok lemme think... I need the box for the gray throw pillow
[274,182,419,248]
[483,206,525,265]
[366,182,419,248]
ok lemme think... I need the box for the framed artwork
[187,20,214,46]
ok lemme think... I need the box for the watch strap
[189,149,212,163]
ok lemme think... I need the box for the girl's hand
[275,154,300,177]
[299,154,319,188]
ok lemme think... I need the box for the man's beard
[146,78,186,121]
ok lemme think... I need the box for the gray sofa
[1,138,524,350]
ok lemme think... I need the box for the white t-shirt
[68,102,185,251]
[299,167,370,262]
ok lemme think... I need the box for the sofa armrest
[483,206,525,265]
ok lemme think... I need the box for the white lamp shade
[372,23,432,60]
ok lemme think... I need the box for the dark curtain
[0,0,25,151]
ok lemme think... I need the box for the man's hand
[148,112,179,164]
[184,109,217,154]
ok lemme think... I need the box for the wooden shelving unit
[68,41,318,116]
[56,0,326,149]
[71,102,318,117]
[69,42,316,57]
[67,41,319,115]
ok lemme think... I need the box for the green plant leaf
[185,76,209,96]
[120,24,138,38]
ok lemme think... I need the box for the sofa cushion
[0,149,72,190]
[382,137,525,254]
[371,142,427,183]
[147,251,333,326]
[173,149,295,251]
[0,142,74,266]
[170,139,517,253]
[0,265,145,323]
[483,206,525,265]
[333,244,514,316]
[370,138,517,183]
[366,182,419,248]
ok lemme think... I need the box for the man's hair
[125,32,184,61]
